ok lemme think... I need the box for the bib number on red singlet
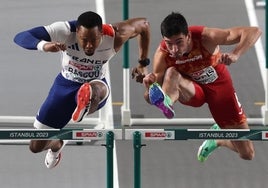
[190,66,218,84]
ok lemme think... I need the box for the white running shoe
[45,149,62,169]
[44,140,68,169]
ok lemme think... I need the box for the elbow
[13,32,29,48]
[138,17,150,32]
[13,31,39,50]
[13,33,22,45]
[143,18,150,32]
[258,28,262,38]
[253,26,262,38]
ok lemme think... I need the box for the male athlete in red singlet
[143,12,262,162]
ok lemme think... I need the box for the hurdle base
[121,106,131,126]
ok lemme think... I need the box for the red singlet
[160,26,247,127]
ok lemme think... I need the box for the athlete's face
[163,33,191,58]
[76,26,103,56]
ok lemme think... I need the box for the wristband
[138,58,150,67]
[37,40,49,51]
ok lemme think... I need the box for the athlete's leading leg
[162,67,196,103]
[149,67,197,119]
[72,78,110,122]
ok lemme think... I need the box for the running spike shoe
[149,83,175,119]
[197,124,220,162]
[72,83,92,122]
[45,149,62,169]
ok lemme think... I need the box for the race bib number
[189,66,218,84]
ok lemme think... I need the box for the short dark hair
[77,11,103,31]
[160,12,188,37]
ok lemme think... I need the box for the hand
[131,64,148,83]
[218,53,239,65]
[43,42,66,52]
[143,73,156,89]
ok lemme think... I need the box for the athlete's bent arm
[113,18,151,83]
[202,26,262,65]
[152,47,168,84]
[143,46,168,103]
[112,18,150,56]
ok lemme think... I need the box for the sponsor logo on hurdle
[144,131,174,140]
[73,130,104,140]
[262,131,268,140]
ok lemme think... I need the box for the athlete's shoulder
[159,40,169,53]
[45,20,76,34]
[189,26,205,38]
[68,20,77,32]
[102,24,115,37]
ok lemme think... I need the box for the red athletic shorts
[181,64,247,128]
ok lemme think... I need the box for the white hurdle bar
[129,118,264,126]
[0,116,100,125]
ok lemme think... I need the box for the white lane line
[245,0,266,89]
[95,1,120,188]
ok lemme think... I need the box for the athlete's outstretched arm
[14,27,51,50]
[14,21,74,52]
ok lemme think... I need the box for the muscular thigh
[90,78,110,110]
[179,81,206,107]
[37,74,82,129]
[204,66,247,128]
[207,85,247,128]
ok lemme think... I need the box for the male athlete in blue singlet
[14,11,150,169]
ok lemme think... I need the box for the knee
[240,149,255,160]
[29,144,40,153]
[29,141,44,153]
[164,67,181,82]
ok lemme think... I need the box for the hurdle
[256,0,266,8]
[2,128,268,188]
[0,129,122,188]
[125,128,268,188]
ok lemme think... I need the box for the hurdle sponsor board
[125,129,175,140]
[126,129,267,140]
[72,129,122,140]
[261,131,268,140]
[0,129,122,140]
[0,128,267,140]
[173,129,265,140]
